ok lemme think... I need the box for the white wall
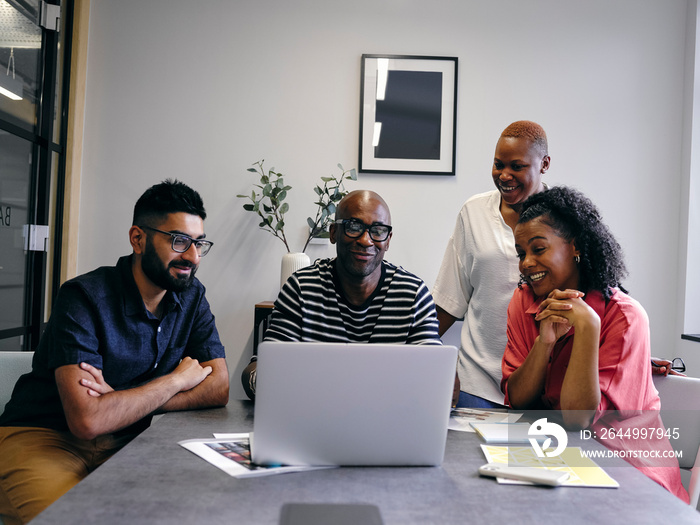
[679,0,700,373]
[79,0,695,397]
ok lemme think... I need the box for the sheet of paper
[448,408,521,432]
[471,422,533,443]
[179,433,332,478]
[480,444,619,488]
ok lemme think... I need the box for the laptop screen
[252,341,457,467]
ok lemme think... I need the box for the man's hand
[158,357,228,412]
[171,356,213,392]
[79,362,115,397]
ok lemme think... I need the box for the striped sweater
[264,258,441,345]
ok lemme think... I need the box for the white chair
[0,351,34,413]
[652,374,700,508]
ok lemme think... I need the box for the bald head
[336,190,391,225]
[330,189,392,290]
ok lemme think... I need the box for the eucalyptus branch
[238,160,357,254]
[301,164,358,253]
[237,160,292,253]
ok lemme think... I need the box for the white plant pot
[280,252,311,289]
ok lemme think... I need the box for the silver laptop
[251,341,457,467]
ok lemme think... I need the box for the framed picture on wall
[359,54,458,176]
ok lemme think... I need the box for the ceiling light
[1,47,22,100]
[0,74,22,100]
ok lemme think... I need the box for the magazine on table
[179,433,334,478]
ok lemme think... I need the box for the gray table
[32,400,700,524]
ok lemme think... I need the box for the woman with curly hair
[501,186,688,501]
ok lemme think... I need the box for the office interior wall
[79,0,694,397]
[62,0,90,284]
[678,0,700,373]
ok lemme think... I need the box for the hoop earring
[575,255,580,264]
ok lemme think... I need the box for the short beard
[339,255,381,278]
[141,240,197,292]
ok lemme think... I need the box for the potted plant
[238,160,358,286]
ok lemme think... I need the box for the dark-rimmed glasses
[334,219,392,242]
[651,357,686,373]
[669,357,686,373]
[140,225,214,256]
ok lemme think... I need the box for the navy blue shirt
[0,255,225,435]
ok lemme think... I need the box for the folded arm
[159,357,228,411]
[57,356,228,440]
[505,333,555,410]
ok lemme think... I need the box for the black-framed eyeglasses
[670,357,686,373]
[140,225,214,256]
[651,357,686,373]
[334,219,392,242]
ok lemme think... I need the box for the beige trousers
[0,427,133,525]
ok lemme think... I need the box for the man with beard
[241,190,440,399]
[0,180,228,525]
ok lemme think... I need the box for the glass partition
[0,0,42,131]
[0,131,32,349]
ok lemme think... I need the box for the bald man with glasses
[242,189,441,399]
[0,180,228,525]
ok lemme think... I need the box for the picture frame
[359,54,458,176]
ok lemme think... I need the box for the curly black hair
[517,186,628,299]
